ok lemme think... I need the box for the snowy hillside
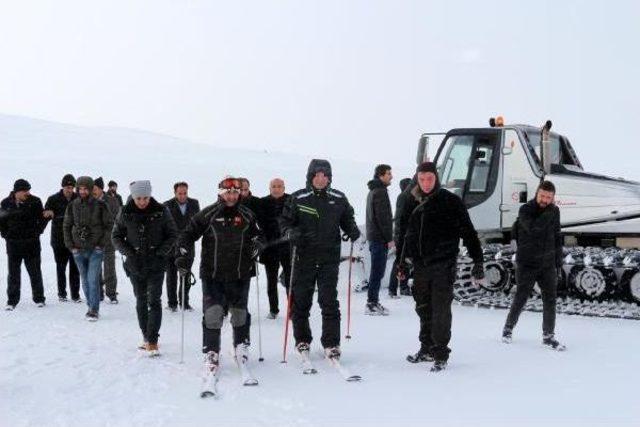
[0,113,413,223]
[1,116,639,427]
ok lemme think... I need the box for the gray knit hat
[130,180,152,198]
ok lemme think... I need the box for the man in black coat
[259,178,291,319]
[280,159,361,360]
[0,179,47,310]
[364,164,394,315]
[502,180,565,351]
[112,180,177,355]
[177,177,264,372]
[44,174,80,302]
[388,176,417,297]
[106,180,124,208]
[163,181,200,311]
[402,162,484,372]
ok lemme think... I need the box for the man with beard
[502,180,565,351]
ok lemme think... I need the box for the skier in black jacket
[259,178,291,319]
[43,174,80,302]
[280,159,361,361]
[177,177,264,374]
[402,162,484,371]
[364,164,394,315]
[112,180,178,355]
[1,179,47,310]
[163,181,200,311]
[502,180,565,350]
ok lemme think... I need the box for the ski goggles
[218,177,241,194]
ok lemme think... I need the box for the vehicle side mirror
[417,135,429,164]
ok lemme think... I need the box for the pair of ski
[200,353,258,398]
[299,350,362,382]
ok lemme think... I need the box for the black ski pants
[412,259,456,362]
[201,278,250,353]
[292,258,340,349]
[53,245,80,300]
[130,268,165,345]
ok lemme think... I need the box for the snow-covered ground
[1,116,639,427]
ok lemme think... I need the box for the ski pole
[179,271,186,364]
[281,245,297,363]
[345,241,354,340]
[254,261,264,362]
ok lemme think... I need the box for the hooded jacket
[280,159,360,262]
[365,177,393,243]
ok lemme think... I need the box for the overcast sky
[1,0,638,179]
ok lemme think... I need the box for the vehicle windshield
[436,133,496,198]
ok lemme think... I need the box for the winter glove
[175,256,190,274]
[471,263,485,281]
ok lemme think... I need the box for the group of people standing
[1,157,565,372]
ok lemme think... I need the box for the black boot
[406,347,434,363]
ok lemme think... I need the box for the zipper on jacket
[237,229,245,278]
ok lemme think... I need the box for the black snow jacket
[393,177,419,248]
[280,159,360,263]
[0,193,47,242]
[111,198,178,274]
[163,197,200,257]
[512,199,562,269]
[365,178,393,243]
[44,190,78,248]
[405,185,483,266]
[179,201,264,282]
[259,193,291,264]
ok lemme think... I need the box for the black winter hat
[416,162,437,175]
[306,159,332,187]
[13,179,31,193]
[94,177,104,190]
[108,180,117,188]
[399,178,412,192]
[61,174,76,187]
